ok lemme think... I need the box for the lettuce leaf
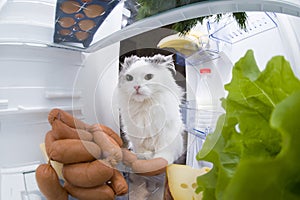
[224,90,300,200]
[196,50,300,199]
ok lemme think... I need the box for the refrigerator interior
[0,0,300,199]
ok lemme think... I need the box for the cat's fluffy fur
[118,54,185,164]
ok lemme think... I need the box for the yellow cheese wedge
[39,143,64,180]
[166,164,210,200]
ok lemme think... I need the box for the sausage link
[48,108,89,130]
[35,164,68,200]
[52,119,93,141]
[48,139,101,164]
[131,158,168,176]
[45,130,56,158]
[62,159,114,188]
[108,169,128,196]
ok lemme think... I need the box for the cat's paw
[153,152,175,164]
[142,151,154,160]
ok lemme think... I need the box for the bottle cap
[200,68,211,74]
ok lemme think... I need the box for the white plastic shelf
[86,0,300,53]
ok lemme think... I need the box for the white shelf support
[44,90,82,99]
[0,99,8,110]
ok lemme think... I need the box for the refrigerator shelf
[0,163,45,200]
[208,12,278,44]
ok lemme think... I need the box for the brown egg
[58,17,75,28]
[75,31,89,41]
[81,0,92,3]
[59,29,72,36]
[83,5,105,18]
[78,19,96,31]
[60,1,81,14]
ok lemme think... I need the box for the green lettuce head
[196,50,300,200]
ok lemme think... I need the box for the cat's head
[119,54,177,102]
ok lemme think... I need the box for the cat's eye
[126,74,133,81]
[144,74,153,80]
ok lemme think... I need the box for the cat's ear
[163,54,176,74]
[151,54,176,74]
[121,55,140,71]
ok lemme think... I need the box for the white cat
[118,54,185,164]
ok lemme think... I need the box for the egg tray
[53,0,120,47]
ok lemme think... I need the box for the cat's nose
[134,85,140,91]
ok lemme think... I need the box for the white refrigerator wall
[0,46,85,167]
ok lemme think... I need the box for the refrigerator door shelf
[209,12,278,44]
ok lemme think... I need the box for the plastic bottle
[194,66,225,138]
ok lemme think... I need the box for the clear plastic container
[194,66,224,137]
